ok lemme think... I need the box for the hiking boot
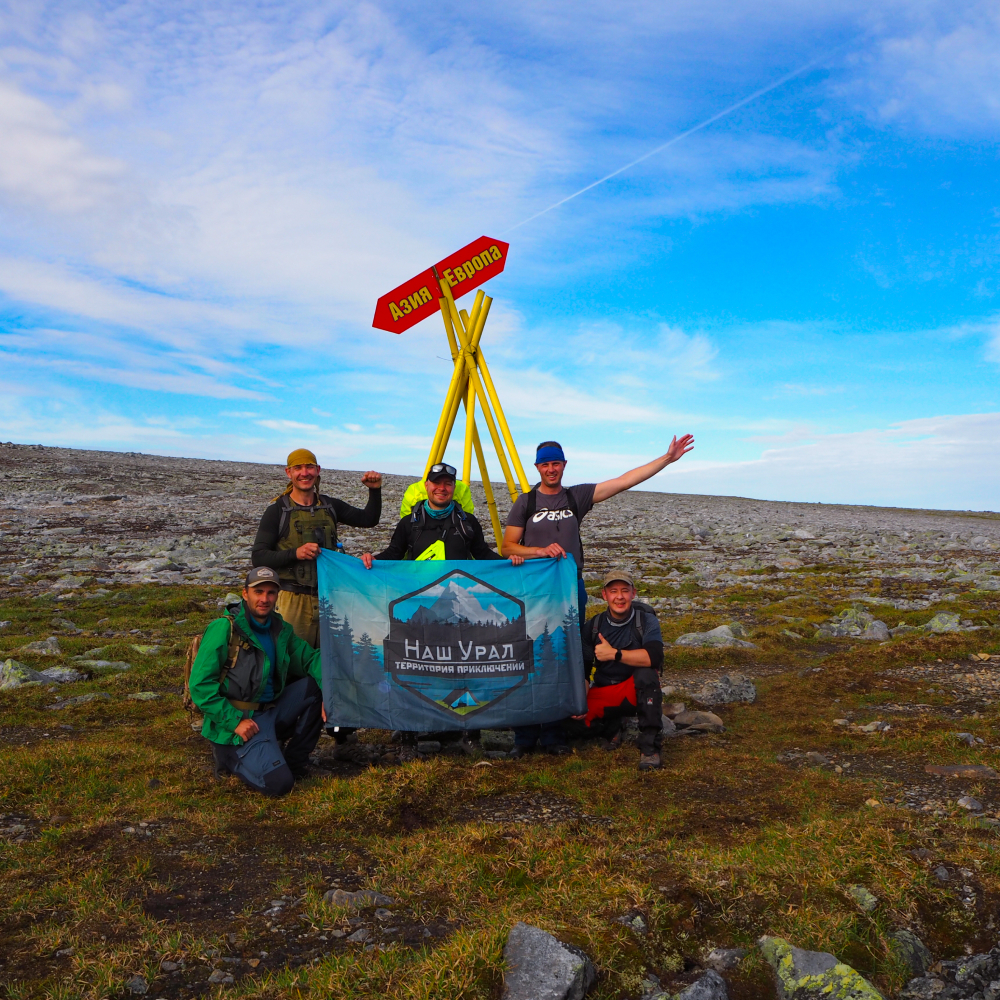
[638,752,662,771]
[508,745,534,760]
[600,730,623,752]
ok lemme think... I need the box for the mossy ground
[2,579,1000,999]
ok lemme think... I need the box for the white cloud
[0,78,125,212]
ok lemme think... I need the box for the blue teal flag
[316,551,587,730]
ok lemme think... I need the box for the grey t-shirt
[505,484,596,575]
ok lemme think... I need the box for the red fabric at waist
[584,677,636,726]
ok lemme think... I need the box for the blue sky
[1,0,999,509]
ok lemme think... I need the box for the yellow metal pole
[434,369,468,466]
[474,349,530,492]
[424,357,467,479]
[464,358,518,502]
[471,422,503,551]
[462,378,476,484]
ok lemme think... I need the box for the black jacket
[375,503,503,561]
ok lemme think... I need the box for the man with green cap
[189,566,326,796]
[251,447,383,647]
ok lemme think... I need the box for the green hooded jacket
[190,601,323,746]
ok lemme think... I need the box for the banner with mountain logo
[316,551,587,730]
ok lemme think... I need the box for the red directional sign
[372,236,509,334]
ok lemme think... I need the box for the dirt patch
[456,791,612,827]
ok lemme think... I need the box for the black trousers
[211,676,323,797]
[565,668,663,755]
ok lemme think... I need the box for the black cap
[427,462,457,482]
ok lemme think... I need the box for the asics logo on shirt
[532,509,575,523]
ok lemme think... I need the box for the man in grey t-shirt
[503,435,693,757]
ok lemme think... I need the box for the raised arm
[592,434,694,504]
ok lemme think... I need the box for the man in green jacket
[190,566,325,797]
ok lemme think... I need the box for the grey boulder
[20,636,62,656]
[38,667,85,684]
[673,710,726,734]
[675,625,757,649]
[694,673,756,706]
[925,612,962,634]
[502,922,595,1000]
[1,659,47,690]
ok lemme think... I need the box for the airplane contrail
[502,50,839,235]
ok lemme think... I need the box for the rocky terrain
[2,442,998,607]
[5,442,1000,1000]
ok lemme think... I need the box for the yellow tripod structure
[422,269,530,551]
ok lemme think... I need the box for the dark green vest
[275,495,338,591]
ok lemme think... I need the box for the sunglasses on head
[429,463,457,478]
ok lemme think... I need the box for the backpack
[405,500,475,558]
[585,601,656,652]
[523,485,584,563]
[182,610,244,713]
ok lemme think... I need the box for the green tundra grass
[2,580,1000,1000]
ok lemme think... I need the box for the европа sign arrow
[372,236,509,334]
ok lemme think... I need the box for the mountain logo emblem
[384,569,533,718]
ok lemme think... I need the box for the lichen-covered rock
[694,673,757,706]
[322,888,395,909]
[673,709,726,733]
[674,625,757,649]
[758,935,884,1000]
[846,885,878,912]
[20,636,62,656]
[503,922,595,1000]
[38,667,84,684]
[924,613,961,633]
[890,930,932,977]
[0,658,46,690]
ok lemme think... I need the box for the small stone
[847,885,878,912]
[323,888,395,909]
[207,970,234,984]
[934,866,950,881]
[805,752,830,766]
[900,977,946,1000]
[865,798,881,807]
[131,645,162,655]
[676,970,729,1000]
[375,908,393,920]
[858,721,889,733]
[615,912,647,935]
[955,732,976,746]
[329,929,346,938]
[125,975,148,994]
[672,710,725,733]
[56,947,75,957]
[957,796,983,811]
[833,719,850,726]
[346,927,370,943]
[662,701,686,717]
[127,692,160,701]
[221,593,242,607]
[416,740,441,754]
[160,961,180,972]
[704,947,746,971]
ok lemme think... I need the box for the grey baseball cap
[245,566,280,589]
